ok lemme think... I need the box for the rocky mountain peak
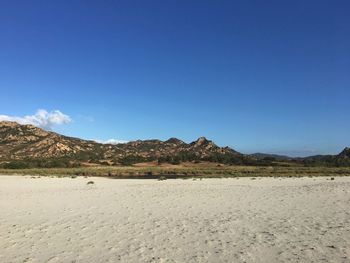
[191,136,217,149]
[193,137,210,145]
[165,138,185,145]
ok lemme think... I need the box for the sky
[0,0,349,157]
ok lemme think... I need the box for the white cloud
[94,139,128,145]
[0,109,71,130]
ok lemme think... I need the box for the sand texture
[1,176,350,262]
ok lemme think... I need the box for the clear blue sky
[0,0,349,156]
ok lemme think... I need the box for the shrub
[2,161,30,169]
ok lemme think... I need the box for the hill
[302,147,350,167]
[1,121,349,168]
[0,121,251,167]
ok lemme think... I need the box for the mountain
[1,121,349,168]
[250,153,292,161]
[0,121,248,166]
[0,121,108,160]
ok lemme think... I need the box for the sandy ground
[1,176,350,263]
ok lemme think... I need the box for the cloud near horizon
[94,139,129,145]
[0,109,72,130]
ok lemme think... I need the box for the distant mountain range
[0,121,349,168]
[249,153,293,161]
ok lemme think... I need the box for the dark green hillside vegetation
[250,153,292,161]
[302,148,350,167]
[0,158,81,169]
[1,165,350,178]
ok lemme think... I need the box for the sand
[1,176,350,263]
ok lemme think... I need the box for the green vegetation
[0,165,349,178]
[0,158,81,169]
[158,176,167,181]
[157,152,283,166]
[118,155,155,166]
[0,153,289,170]
[303,155,350,167]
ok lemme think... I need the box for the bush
[2,161,30,169]
[0,158,81,169]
